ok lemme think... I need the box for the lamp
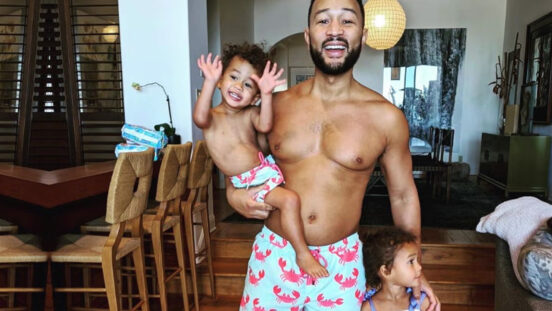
[132,82,180,144]
[102,25,118,43]
[364,0,406,50]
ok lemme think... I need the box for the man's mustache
[322,37,349,50]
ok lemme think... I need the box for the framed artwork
[289,67,314,87]
[519,83,537,134]
[522,11,552,125]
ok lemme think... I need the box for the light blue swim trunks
[229,153,284,203]
[239,226,367,310]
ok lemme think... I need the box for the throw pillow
[476,196,552,283]
[517,223,552,300]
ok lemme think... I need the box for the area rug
[222,179,507,230]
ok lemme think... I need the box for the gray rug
[360,179,505,229]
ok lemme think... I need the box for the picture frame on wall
[289,67,314,88]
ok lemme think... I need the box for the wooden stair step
[201,258,494,286]
[198,296,493,311]
[212,224,496,267]
[205,223,496,307]
[195,258,493,305]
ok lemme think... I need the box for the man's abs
[264,159,371,246]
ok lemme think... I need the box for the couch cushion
[518,226,552,300]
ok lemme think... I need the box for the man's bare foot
[297,252,329,279]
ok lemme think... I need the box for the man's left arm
[378,106,441,311]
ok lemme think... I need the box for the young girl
[362,227,429,311]
[193,43,328,279]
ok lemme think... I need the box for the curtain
[384,28,466,141]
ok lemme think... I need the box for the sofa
[495,238,552,310]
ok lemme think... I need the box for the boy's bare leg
[263,187,329,279]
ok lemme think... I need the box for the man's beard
[309,37,361,75]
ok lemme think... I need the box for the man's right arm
[225,179,274,219]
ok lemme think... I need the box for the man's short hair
[221,42,268,76]
[308,0,365,26]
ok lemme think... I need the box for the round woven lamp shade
[364,0,406,50]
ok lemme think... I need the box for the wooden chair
[0,234,48,310]
[50,149,153,311]
[435,128,455,202]
[182,140,215,307]
[149,143,192,311]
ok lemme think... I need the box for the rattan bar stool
[0,234,48,310]
[50,149,153,311]
[182,140,215,306]
[148,143,192,311]
[0,218,20,307]
[79,144,195,311]
[0,218,17,234]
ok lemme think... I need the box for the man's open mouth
[323,39,348,58]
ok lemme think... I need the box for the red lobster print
[248,267,265,286]
[254,244,272,262]
[317,294,343,308]
[235,171,258,188]
[328,239,359,264]
[269,234,288,248]
[240,294,250,308]
[252,298,276,311]
[334,268,359,289]
[278,258,304,285]
[355,289,365,305]
[273,286,301,304]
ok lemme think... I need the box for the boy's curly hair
[362,227,417,288]
[221,42,268,77]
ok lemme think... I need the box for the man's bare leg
[264,187,329,279]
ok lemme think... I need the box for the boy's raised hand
[197,53,222,83]
[251,61,286,95]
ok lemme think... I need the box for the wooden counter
[0,161,115,250]
[0,161,115,208]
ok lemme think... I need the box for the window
[384,29,466,141]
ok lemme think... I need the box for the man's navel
[307,214,317,224]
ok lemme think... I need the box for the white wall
[119,0,192,143]
[504,0,552,198]
[253,0,507,174]
[189,0,209,142]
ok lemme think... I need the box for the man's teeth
[325,45,346,50]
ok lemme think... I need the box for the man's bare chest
[269,114,385,171]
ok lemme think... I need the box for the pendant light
[364,0,406,50]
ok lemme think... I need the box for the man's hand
[413,274,441,311]
[226,184,274,219]
[197,53,222,84]
[251,61,286,96]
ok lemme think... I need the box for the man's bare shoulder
[273,79,312,106]
[353,82,405,125]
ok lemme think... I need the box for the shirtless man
[228,0,440,310]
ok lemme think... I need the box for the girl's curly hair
[362,227,417,288]
[221,42,268,77]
